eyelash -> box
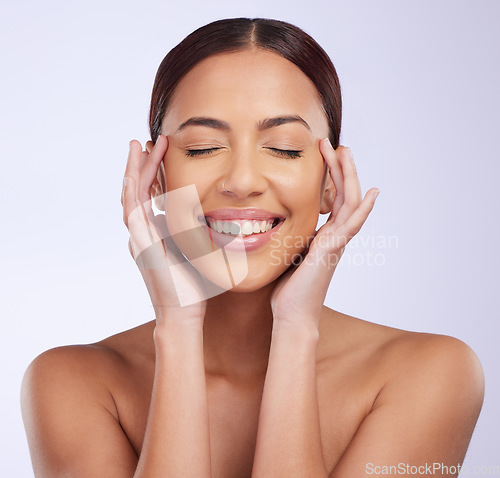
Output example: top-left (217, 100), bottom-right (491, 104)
top-left (185, 148), bottom-right (220, 157)
top-left (185, 147), bottom-right (303, 158)
top-left (269, 148), bottom-right (303, 159)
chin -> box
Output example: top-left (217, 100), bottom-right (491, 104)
top-left (226, 273), bottom-right (280, 293)
top-left (197, 257), bottom-right (286, 295)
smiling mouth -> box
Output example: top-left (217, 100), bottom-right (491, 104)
top-left (202, 217), bottom-right (283, 236)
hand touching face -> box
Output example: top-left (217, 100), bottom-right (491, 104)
top-left (154, 49), bottom-right (336, 292)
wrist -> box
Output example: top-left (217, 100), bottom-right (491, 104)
top-left (272, 318), bottom-right (320, 342)
top-left (154, 309), bottom-right (204, 343)
top-left (154, 320), bottom-right (204, 357)
top-left (154, 302), bottom-right (205, 323)
top-left (272, 306), bottom-right (322, 331)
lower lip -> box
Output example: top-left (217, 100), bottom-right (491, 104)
top-left (199, 220), bottom-right (285, 252)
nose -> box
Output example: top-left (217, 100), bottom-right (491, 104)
top-left (221, 148), bottom-right (268, 199)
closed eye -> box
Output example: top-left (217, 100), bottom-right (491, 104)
top-left (185, 147), bottom-right (303, 158)
top-left (185, 148), bottom-right (222, 157)
top-left (266, 148), bottom-right (303, 159)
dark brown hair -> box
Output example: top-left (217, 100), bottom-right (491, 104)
top-left (149, 17), bottom-right (342, 147)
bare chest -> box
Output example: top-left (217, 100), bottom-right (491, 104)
top-left (113, 359), bottom-right (377, 478)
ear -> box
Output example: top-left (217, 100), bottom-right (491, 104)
top-left (147, 140), bottom-right (166, 212)
top-left (319, 164), bottom-right (336, 214)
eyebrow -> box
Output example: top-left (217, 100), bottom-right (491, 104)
top-left (175, 115), bottom-right (311, 133)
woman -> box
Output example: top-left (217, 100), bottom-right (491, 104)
top-left (21, 18), bottom-right (484, 477)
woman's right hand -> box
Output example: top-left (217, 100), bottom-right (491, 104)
top-left (121, 135), bottom-right (207, 330)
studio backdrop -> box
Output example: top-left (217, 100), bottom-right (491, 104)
top-left (1, 0), bottom-right (499, 475)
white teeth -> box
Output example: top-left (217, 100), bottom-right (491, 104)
top-left (242, 221), bottom-right (254, 235)
top-left (206, 218), bottom-right (278, 236)
top-left (230, 222), bottom-right (240, 235)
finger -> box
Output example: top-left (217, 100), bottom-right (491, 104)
top-left (124, 176), bottom-right (165, 260)
top-left (136, 149), bottom-right (149, 202)
top-left (150, 214), bottom-right (187, 266)
top-left (330, 187), bottom-right (380, 249)
top-left (338, 146), bottom-right (362, 209)
top-left (122, 140), bottom-right (169, 260)
top-left (138, 150), bottom-right (158, 226)
top-left (139, 134), bottom-right (169, 205)
top-left (319, 138), bottom-right (344, 219)
top-left (122, 141), bottom-right (143, 223)
top-left (121, 140), bottom-right (143, 214)
top-left (330, 146), bottom-right (363, 226)
top-left (121, 177), bottom-right (126, 208)
top-left (123, 139), bottom-right (143, 187)
top-left (140, 150), bottom-right (148, 169)
top-left (122, 174), bottom-right (139, 231)
top-left (137, 138), bottom-right (168, 231)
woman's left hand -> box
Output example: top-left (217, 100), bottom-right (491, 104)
top-left (270, 139), bottom-right (380, 330)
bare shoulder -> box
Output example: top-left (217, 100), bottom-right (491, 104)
top-left (377, 323), bottom-right (486, 416)
top-left (21, 341), bottom-right (123, 423)
top-left (20, 322), bottom-right (156, 477)
top-left (319, 308), bottom-right (485, 473)
top-left (319, 306), bottom-right (485, 433)
top-left (319, 305), bottom-right (484, 390)
top-left (22, 319), bottom-right (156, 400)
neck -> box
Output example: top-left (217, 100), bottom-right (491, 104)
top-left (202, 279), bottom-right (278, 385)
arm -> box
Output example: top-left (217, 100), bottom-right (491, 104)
top-left (251, 328), bottom-right (484, 478)
top-left (251, 323), bottom-right (327, 477)
top-left (125, 136), bottom-right (212, 476)
top-left (21, 346), bottom-right (139, 477)
top-left (21, 323), bottom-right (212, 478)
top-left (252, 140), bottom-right (483, 475)
top-left (330, 335), bottom-right (484, 477)
top-left (135, 319), bottom-right (211, 477)
top-left (251, 141), bottom-right (379, 477)
top-left (20, 137), bottom-right (213, 477)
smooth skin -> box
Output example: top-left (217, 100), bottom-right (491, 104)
top-left (21, 49), bottom-right (484, 478)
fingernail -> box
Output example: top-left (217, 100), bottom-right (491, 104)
top-left (324, 137), bottom-right (332, 147)
top-left (373, 189), bottom-right (380, 199)
top-left (123, 177), bottom-right (128, 188)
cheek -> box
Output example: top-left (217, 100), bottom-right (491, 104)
top-left (163, 154), bottom-right (213, 193)
top-left (280, 159), bottom-right (324, 217)
top-left (270, 162), bottom-right (324, 262)
top-left (163, 152), bottom-right (189, 190)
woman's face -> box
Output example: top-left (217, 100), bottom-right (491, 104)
top-left (159, 48), bottom-right (333, 292)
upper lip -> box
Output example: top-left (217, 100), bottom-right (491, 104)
top-left (201, 208), bottom-right (286, 221)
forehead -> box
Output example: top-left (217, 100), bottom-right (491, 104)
top-left (162, 48), bottom-right (328, 136)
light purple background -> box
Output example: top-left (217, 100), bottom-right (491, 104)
top-left (2, 0), bottom-right (499, 475)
